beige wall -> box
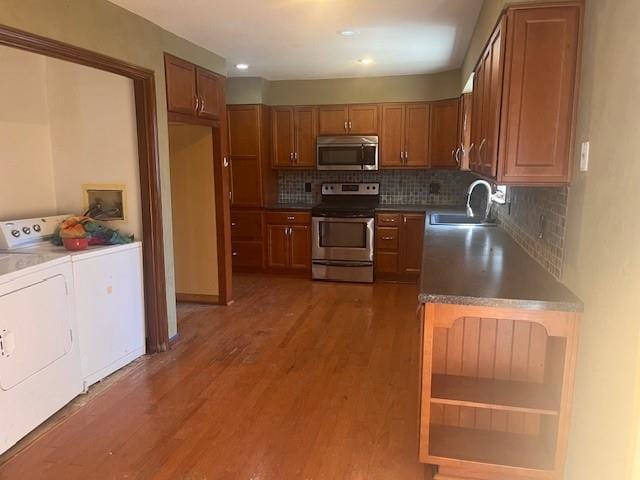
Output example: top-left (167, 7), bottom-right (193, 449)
top-left (168, 125), bottom-right (218, 298)
top-left (0, 47), bottom-right (57, 220)
top-left (0, 0), bottom-right (227, 338)
top-left (562, 1), bottom-right (640, 478)
top-left (227, 70), bottom-right (462, 105)
top-left (46, 57), bottom-right (142, 239)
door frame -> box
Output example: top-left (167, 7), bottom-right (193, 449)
top-left (166, 52), bottom-right (232, 307)
top-left (0, 24), bottom-right (169, 352)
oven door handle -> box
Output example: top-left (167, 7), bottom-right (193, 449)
top-left (313, 260), bottom-right (373, 267)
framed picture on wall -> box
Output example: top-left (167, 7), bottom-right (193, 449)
top-left (83, 184), bottom-right (127, 221)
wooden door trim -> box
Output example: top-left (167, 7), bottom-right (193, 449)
top-left (0, 23), bottom-right (169, 352)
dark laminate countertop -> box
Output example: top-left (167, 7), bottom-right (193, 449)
top-left (419, 222), bottom-right (583, 312)
top-left (375, 204), bottom-right (458, 213)
top-left (264, 203), bottom-right (314, 211)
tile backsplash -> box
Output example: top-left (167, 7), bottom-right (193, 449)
top-left (278, 170), bottom-right (477, 205)
top-left (493, 187), bottom-right (569, 279)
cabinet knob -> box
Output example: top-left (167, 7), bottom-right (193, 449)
top-left (231, 222), bottom-right (237, 227)
top-left (232, 251), bottom-right (238, 256)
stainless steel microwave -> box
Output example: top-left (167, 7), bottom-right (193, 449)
top-left (316, 136), bottom-right (379, 171)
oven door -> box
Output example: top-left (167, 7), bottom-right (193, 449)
top-left (312, 217), bottom-right (374, 262)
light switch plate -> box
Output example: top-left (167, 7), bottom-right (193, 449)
top-left (580, 141), bottom-right (590, 171)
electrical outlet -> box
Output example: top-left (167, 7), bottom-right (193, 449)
top-left (580, 141), bottom-right (590, 172)
top-left (429, 182), bottom-right (441, 194)
top-left (304, 182), bottom-right (312, 193)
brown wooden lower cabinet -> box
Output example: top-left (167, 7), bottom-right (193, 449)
top-left (231, 208), bottom-right (264, 271)
top-left (375, 212), bottom-right (425, 281)
top-left (420, 303), bottom-right (579, 480)
top-left (265, 211), bottom-right (311, 274)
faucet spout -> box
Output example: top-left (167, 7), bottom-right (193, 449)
top-left (466, 179), bottom-right (493, 220)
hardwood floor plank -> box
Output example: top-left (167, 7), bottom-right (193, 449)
top-left (0, 275), bottom-right (425, 480)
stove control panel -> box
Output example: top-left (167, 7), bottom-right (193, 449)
top-left (321, 183), bottom-right (379, 196)
top-left (0, 214), bottom-right (71, 250)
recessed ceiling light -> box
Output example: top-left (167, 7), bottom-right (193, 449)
top-left (358, 58), bottom-right (374, 65)
top-left (235, 63), bottom-right (249, 70)
top-left (339, 30), bottom-right (359, 37)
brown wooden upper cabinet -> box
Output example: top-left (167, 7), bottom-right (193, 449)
top-left (428, 98), bottom-right (460, 169)
top-left (458, 93), bottom-right (473, 171)
top-left (271, 106), bottom-right (318, 168)
top-left (165, 53), bottom-right (224, 121)
top-left (318, 104), bottom-right (379, 135)
top-left (469, 3), bottom-right (582, 184)
top-left (227, 105), bottom-right (277, 207)
top-left (380, 103), bottom-right (430, 168)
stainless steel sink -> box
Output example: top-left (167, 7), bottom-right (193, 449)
top-left (429, 213), bottom-right (497, 227)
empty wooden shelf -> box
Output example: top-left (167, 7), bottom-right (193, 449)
top-left (431, 374), bottom-right (559, 416)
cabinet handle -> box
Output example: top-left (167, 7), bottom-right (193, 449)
top-left (200, 95), bottom-right (205, 112)
top-left (381, 236), bottom-right (394, 240)
top-left (194, 95), bottom-right (200, 112)
top-left (287, 216), bottom-right (295, 221)
top-left (223, 156), bottom-right (229, 167)
top-left (349, 121), bottom-right (352, 130)
top-left (231, 222), bottom-right (237, 226)
top-left (405, 151), bottom-right (409, 162)
top-left (232, 251), bottom-right (238, 256)
top-left (344, 121), bottom-right (348, 131)
top-left (294, 152), bottom-right (298, 162)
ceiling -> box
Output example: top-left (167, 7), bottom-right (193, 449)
top-left (109, 0), bottom-right (484, 80)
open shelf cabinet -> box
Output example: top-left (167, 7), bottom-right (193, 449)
top-left (419, 303), bottom-right (580, 480)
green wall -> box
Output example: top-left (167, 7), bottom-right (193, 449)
top-left (0, 0), bottom-right (227, 339)
top-left (226, 70), bottom-right (462, 105)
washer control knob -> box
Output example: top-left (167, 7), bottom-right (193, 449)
top-left (33, 224), bottom-right (41, 232)
top-left (11, 230), bottom-right (20, 238)
top-left (22, 227), bottom-right (31, 234)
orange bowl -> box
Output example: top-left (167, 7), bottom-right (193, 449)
top-left (62, 237), bottom-right (90, 251)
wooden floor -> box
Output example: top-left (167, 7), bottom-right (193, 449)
top-left (0, 275), bottom-right (426, 480)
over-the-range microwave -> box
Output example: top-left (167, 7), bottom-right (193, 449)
top-left (316, 135), bottom-right (378, 171)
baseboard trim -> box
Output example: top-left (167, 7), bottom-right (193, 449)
top-left (176, 293), bottom-right (220, 304)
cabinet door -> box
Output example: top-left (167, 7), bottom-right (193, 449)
top-left (498, 6), bottom-right (580, 183)
top-left (399, 214), bottom-right (425, 275)
top-left (227, 106), bottom-right (262, 206)
top-left (294, 107), bottom-right (317, 168)
top-left (480, 20), bottom-right (505, 179)
top-left (289, 225), bottom-right (311, 271)
top-left (459, 93), bottom-right (473, 170)
top-left (272, 107), bottom-right (294, 167)
top-left (348, 104), bottom-right (379, 135)
top-left (405, 103), bottom-right (430, 168)
top-left (318, 106), bottom-right (349, 135)
top-left (380, 104), bottom-right (405, 168)
top-left (232, 241), bottom-right (264, 269)
top-left (428, 98), bottom-right (460, 169)
top-left (266, 225), bottom-right (289, 269)
top-left (196, 67), bottom-right (223, 119)
top-left (470, 52), bottom-right (486, 174)
top-left (165, 54), bottom-right (197, 116)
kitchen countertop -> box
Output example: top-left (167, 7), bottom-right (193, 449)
top-left (264, 203), bottom-right (465, 213)
top-left (264, 203), bottom-right (315, 211)
top-left (418, 222), bottom-right (583, 312)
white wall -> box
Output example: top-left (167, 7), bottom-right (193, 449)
top-left (46, 58), bottom-right (142, 239)
top-left (0, 46), bottom-right (57, 220)
top-left (0, 46), bottom-right (142, 239)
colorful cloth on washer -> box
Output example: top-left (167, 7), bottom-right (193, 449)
top-left (52, 216), bottom-right (133, 246)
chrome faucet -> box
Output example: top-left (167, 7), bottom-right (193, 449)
top-left (466, 179), bottom-right (494, 219)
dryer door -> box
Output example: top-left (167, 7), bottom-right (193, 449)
top-left (0, 274), bottom-right (72, 391)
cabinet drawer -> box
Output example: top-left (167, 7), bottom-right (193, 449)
top-left (375, 251), bottom-right (399, 274)
top-left (265, 211), bottom-right (311, 225)
top-left (376, 213), bottom-right (401, 226)
top-left (231, 241), bottom-right (264, 269)
top-left (376, 227), bottom-right (399, 250)
top-left (231, 210), bottom-right (264, 239)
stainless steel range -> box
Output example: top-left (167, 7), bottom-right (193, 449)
top-left (311, 183), bottom-right (379, 283)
